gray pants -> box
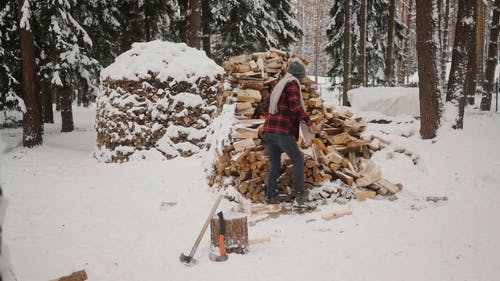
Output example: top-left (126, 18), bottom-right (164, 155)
top-left (263, 133), bottom-right (305, 199)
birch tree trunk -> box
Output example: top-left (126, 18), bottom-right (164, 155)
top-left (441, 0), bottom-right (451, 88)
top-left (416, 0), bottom-right (441, 139)
top-left (480, 0), bottom-right (500, 111)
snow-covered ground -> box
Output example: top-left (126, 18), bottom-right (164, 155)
top-left (1, 102), bottom-right (500, 281)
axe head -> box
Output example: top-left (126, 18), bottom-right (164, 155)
top-left (208, 251), bottom-right (228, 262)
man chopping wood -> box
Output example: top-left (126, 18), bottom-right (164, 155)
top-left (263, 61), bottom-right (320, 207)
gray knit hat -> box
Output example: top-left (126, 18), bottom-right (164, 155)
top-left (287, 61), bottom-right (307, 79)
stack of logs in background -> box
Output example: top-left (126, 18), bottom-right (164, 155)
top-left (208, 49), bottom-right (404, 203)
top-left (95, 75), bottom-right (219, 162)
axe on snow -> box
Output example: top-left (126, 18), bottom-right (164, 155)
top-left (209, 211), bottom-right (228, 262)
top-left (180, 195), bottom-right (223, 266)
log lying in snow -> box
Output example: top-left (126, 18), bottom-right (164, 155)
top-left (321, 209), bottom-right (352, 221)
top-left (50, 270), bottom-right (87, 281)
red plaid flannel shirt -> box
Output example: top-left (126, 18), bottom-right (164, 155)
top-left (263, 80), bottom-right (312, 140)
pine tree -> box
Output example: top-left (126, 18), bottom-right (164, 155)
top-left (446, 0), bottom-right (476, 129)
top-left (385, 0), bottom-right (396, 85)
top-left (34, 0), bottom-right (100, 132)
top-left (326, 0), bottom-right (406, 87)
top-left (480, 0), bottom-right (500, 111)
top-left (18, 0), bottom-right (43, 146)
top-left (189, 0), bottom-right (202, 48)
top-left (0, 0), bottom-right (22, 113)
top-left (209, 0), bottom-right (302, 63)
top-left (75, 0), bottom-right (121, 68)
top-left (116, 0), bottom-right (176, 53)
top-left (343, 0), bottom-right (351, 106)
top-left (292, 0), bottom-right (334, 77)
top-left (416, 0), bottom-right (441, 139)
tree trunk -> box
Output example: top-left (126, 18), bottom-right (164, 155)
top-left (144, 8), bottom-right (151, 42)
top-left (446, 0), bottom-right (475, 129)
top-left (416, 0), bottom-right (441, 139)
top-left (189, 0), bottom-right (202, 48)
top-left (385, 0), bottom-right (396, 86)
top-left (18, 0), bottom-right (43, 147)
top-left (481, 0), bottom-right (500, 111)
top-left (314, 0), bottom-right (321, 83)
top-left (441, 0), bottom-right (451, 88)
top-left (359, 0), bottom-right (367, 86)
top-left (41, 81), bottom-right (54, 123)
top-left (463, 1), bottom-right (480, 105)
top-left (201, 0), bottom-right (211, 57)
top-left (60, 86), bottom-right (74, 132)
top-left (398, 1), bottom-right (408, 85)
top-left (404, 0), bottom-right (414, 84)
top-left (342, 0), bottom-right (351, 106)
top-left (475, 1), bottom-right (486, 89)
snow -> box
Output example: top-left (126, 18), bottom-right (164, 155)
top-left (19, 0), bottom-right (31, 30)
top-left (100, 40), bottom-right (224, 84)
top-left (2, 100), bottom-right (500, 281)
top-left (409, 62), bottom-right (452, 84)
top-left (348, 87), bottom-right (420, 117)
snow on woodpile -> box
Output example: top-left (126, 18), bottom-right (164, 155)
top-left (206, 49), bottom-right (409, 204)
top-left (348, 87), bottom-right (420, 117)
top-left (95, 40), bottom-right (224, 162)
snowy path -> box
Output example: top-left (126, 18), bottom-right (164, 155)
top-left (1, 107), bottom-right (500, 281)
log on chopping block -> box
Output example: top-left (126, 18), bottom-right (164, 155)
top-left (50, 270), bottom-right (87, 281)
top-left (210, 214), bottom-right (249, 254)
top-left (321, 209), bottom-right (352, 221)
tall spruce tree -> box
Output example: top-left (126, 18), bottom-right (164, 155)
top-left (481, 0), bottom-right (500, 111)
top-left (34, 0), bottom-right (100, 132)
top-left (446, 0), bottom-right (476, 129)
top-left (209, 0), bottom-right (302, 63)
top-left (116, 0), bottom-right (176, 53)
top-left (18, 0), bottom-right (43, 146)
top-left (75, 0), bottom-right (121, 68)
top-left (416, 0), bottom-right (441, 139)
top-left (0, 0), bottom-right (22, 113)
top-left (326, 0), bottom-right (406, 87)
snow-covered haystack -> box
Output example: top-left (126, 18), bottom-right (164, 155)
top-left (206, 49), bottom-right (408, 203)
top-left (95, 40), bottom-right (224, 162)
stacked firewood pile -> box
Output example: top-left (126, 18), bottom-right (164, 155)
top-left (208, 49), bottom-right (404, 203)
top-left (95, 41), bottom-right (223, 163)
top-left (95, 76), bottom-right (219, 162)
